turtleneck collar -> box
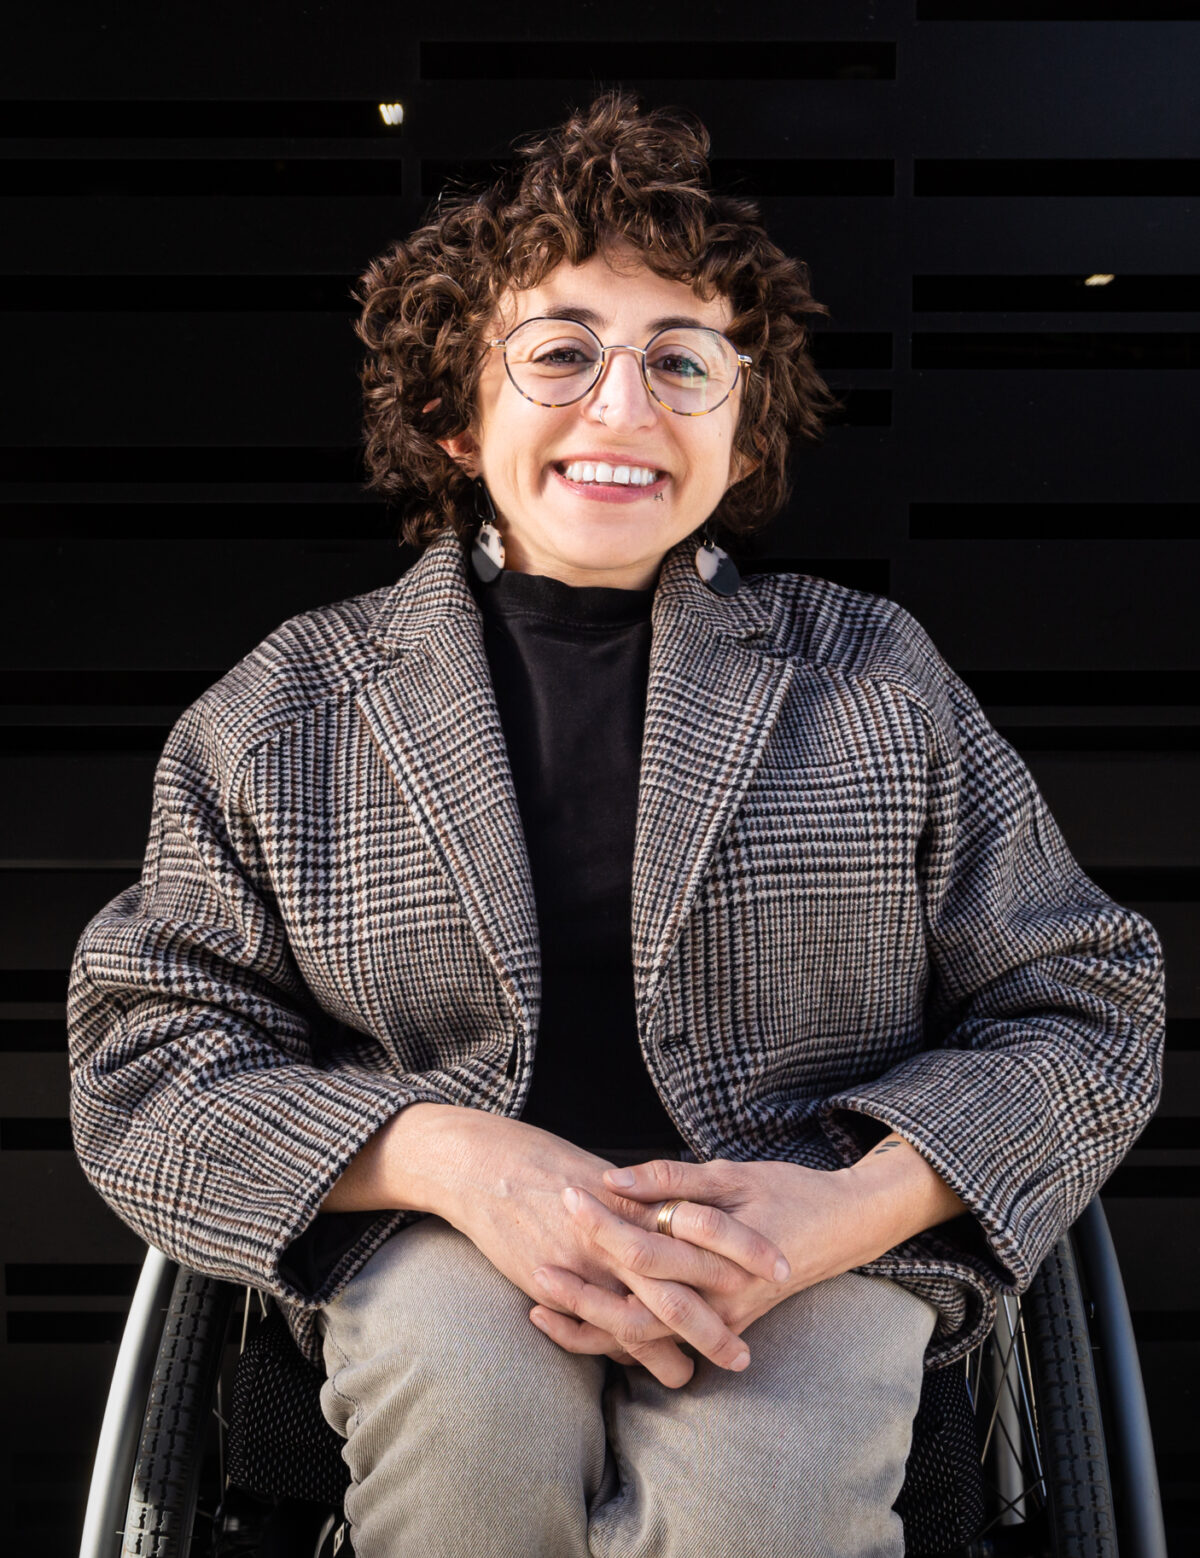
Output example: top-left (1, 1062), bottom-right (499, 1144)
top-left (465, 540), bottom-right (657, 628)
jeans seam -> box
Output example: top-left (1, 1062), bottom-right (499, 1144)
top-left (319, 1316), bottom-right (365, 1435)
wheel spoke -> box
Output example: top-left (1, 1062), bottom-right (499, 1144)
top-left (977, 1475), bottom-right (1048, 1534)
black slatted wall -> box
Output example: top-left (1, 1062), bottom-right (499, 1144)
top-left (2, 3), bottom-right (1197, 1552)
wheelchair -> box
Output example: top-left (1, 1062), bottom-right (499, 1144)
top-left (77, 1198), bottom-right (1166, 1558)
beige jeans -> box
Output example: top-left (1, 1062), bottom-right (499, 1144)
top-left (317, 1216), bottom-right (936, 1558)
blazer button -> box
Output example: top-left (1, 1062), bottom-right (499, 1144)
top-left (660, 1032), bottom-right (687, 1051)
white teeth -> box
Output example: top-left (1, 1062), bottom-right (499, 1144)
top-left (561, 460), bottom-right (660, 486)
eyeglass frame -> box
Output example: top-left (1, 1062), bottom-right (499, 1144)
top-left (486, 317), bottom-right (754, 417)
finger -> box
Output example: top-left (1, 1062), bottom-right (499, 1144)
top-left (530, 1308), bottom-right (682, 1380)
top-left (537, 1261), bottom-right (750, 1376)
top-left (568, 1185), bottom-right (788, 1288)
top-left (621, 1335), bottom-right (696, 1389)
top-left (529, 1305), bottom-right (628, 1357)
top-left (530, 1285), bottom-right (694, 1388)
top-left (603, 1157), bottom-right (724, 1203)
top-left (621, 1270), bottom-right (752, 1374)
top-left (533, 1265), bottom-right (673, 1348)
top-left (659, 1199), bottom-right (791, 1285)
top-left (565, 1186), bottom-right (732, 1289)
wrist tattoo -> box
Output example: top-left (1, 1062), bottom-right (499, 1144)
top-left (872, 1139), bottom-right (902, 1155)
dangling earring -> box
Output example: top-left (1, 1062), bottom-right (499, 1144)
top-left (695, 517), bottom-right (741, 597)
top-left (470, 475), bottom-right (505, 583)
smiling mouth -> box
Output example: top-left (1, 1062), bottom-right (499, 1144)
top-left (552, 460), bottom-right (668, 487)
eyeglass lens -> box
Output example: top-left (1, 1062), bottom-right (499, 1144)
top-left (502, 319), bottom-right (739, 414)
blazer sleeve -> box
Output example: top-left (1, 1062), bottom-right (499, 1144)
top-left (819, 657), bottom-right (1167, 1293)
top-left (66, 695), bottom-right (457, 1306)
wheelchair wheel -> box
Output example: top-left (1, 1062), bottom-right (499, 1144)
top-left (969, 1234), bottom-right (1117, 1557)
top-left (120, 1266), bottom-right (236, 1556)
top-left (111, 1266), bottom-right (338, 1558)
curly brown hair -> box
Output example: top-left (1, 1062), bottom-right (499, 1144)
top-left (354, 88), bottom-right (844, 552)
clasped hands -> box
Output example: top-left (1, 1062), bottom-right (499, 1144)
top-left (522, 1155), bottom-right (874, 1390)
top-left (328, 1102), bottom-right (963, 1390)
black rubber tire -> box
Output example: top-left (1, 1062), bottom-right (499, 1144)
top-left (1022, 1237), bottom-right (1118, 1558)
top-left (120, 1266), bottom-right (236, 1557)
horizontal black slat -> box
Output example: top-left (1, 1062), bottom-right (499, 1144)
top-left (0, 669), bottom-right (229, 706)
top-left (958, 671), bottom-right (1199, 706)
top-left (915, 160), bottom-right (1200, 197)
top-left (909, 502), bottom-right (1199, 540)
top-left (913, 275), bottom-right (1200, 313)
top-left (1105, 1165), bottom-right (1200, 1197)
top-left (6, 1311), bottom-right (125, 1344)
top-left (0, 500), bottom-right (399, 540)
top-left (0, 724), bottom-right (175, 755)
top-left (808, 333), bottom-right (893, 371)
top-left (917, 3), bottom-right (1194, 16)
top-left (998, 726), bottom-right (1200, 753)
top-left (1088, 868), bottom-right (1199, 903)
top-left (422, 157), bottom-right (897, 199)
top-left (0, 159), bottom-right (406, 197)
top-left (0, 1015), bottom-right (63, 1053)
top-left (912, 332), bottom-right (1200, 369)
top-left (0, 275), bottom-right (362, 313)
top-left (5, 1262), bottom-right (140, 1296)
top-left (827, 388), bottom-right (889, 425)
top-left (0, 1019), bottom-right (65, 1051)
top-left (1135, 1118), bottom-right (1200, 1150)
top-left (419, 40), bottom-right (897, 81)
top-left (0, 971), bottom-right (68, 1002)
top-left (1, 1118), bottom-right (71, 1150)
top-left (0, 445), bottom-right (364, 482)
top-left (0, 100), bottom-right (407, 138)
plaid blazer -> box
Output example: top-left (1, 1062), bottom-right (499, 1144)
top-left (66, 524), bottom-right (1166, 1371)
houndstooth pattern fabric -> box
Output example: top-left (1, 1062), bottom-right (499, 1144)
top-left (65, 524), bottom-right (1166, 1373)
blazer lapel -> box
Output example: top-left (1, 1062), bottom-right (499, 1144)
top-left (358, 526), bottom-right (795, 1055)
top-left (632, 542), bottom-right (796, 1025)
top-left (357, 529), bottom-right (541, 1049)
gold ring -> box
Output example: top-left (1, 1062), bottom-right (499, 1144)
top-left (657, 1198), bottom-right (686, 1238)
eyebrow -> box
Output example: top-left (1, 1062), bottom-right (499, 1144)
top-left (535, 304), bottom-right (720, 334)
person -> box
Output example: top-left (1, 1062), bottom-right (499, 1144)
top-left (66, 90), bottom-right (1166, 1558)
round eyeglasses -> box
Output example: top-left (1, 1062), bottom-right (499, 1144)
top-left (488, 317), bottom-right (753, 416)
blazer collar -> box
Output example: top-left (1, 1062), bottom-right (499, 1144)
top-left (367, 524), bottom-right (776, 655)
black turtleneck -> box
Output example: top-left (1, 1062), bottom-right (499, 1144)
top-left (466, 549), bottom-right (687, 1155)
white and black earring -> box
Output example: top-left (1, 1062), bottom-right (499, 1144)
top-left (470, 476), bottom-right (505, 583)
top-left (695, 519), bottom-right (741, 597)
